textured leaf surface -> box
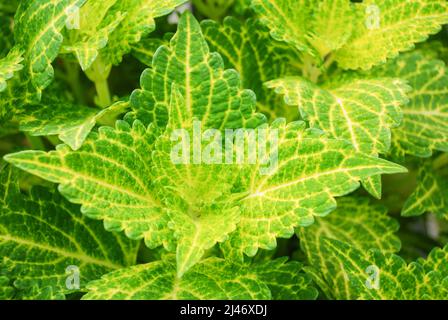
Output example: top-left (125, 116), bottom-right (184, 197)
top-left (0, 0), bottom-right (87, 119)
top-left (0, 47), bottom-right (23, 93)
top-left (0, 274), bottom-right (14, 299)
top-left (368, 52), bottom-right (448, 158)
top-left (131, 37), bottom-right (169, 67)
top-left (17, 100), bottom-right (130, 150)
top-left (223, 119), bottom-right (406, 258)
top-left (307, 0), bottom-right (355, 57)
top-left (4, 13), bottom-right (406, 276)
top-left (267, 76), bottom-right (410, 197)
top-left (83, 254), bottom-right (316, 300)
top-left (267, 77), bottom-right (409, 156)
top-left (0, 165), bottom-right (139, 296)
top-left (402, 161), bottom-right (448, 218)
top-left (334, 0), bottom-right (448, 70)
top-left (102, 0), bottom-right (188, 65)
top-left (202, 17), bottom-right (300, 120)
top-left (250, 0), bottom-right (314, 53)
top-left (4, 116), bottom-right (406, 275)
top-left (297, 197), bottom-right (401, 298)
top-left (309, 238), bottom-right (447, 299)
top-left (61, 0), bottom-right (125, 71)
top-left (129, 12), bottom-right (266, 129)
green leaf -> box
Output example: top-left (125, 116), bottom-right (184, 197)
top-left (223, 119), bottom-right (406, 258)
top-left (3, 113), bottom-right (406, 276)
top-left (83, 254), bottom-right (316, 300)
top-left (250, 0), bottom-right (314, 54)
top-left (0, 274), bottom-right (14, 299)
top-left (131, 37), bottom-right (170, 67)
top-left (252, 257), bottom-right (318, 300)
top-left (17, 99), bottom-right (130, 150)
top-left (419, 244), bottom-right (448, 279)
top-left (309, 238), bottom-right (447, 299)
top-left (297, 197), bottom-right (401, 298)
top-left (0, 47), bottom-right (23, 92)
top-left (0, 0), bottom-right (87, 120)
top-left (102, 0), bottom-right (189, 65)
top-left (402, 161), bottom-right (448, 218)
top-left (16, 285), bottom-right (66, 300)
top-left (61, 0), bottom-right (126, 71)
top-left (201, 17), bottom-right (300, 121)
top-left (367, 52), bottom-right (448, 158)
top-left (307, 0), bottom-right (355, 57)
top-left (0, 165), bottom-right (139, 297)
top-left (251, 0), bottom-right (357, 59)
top-left (129, 12), bottom-right (266, 129)
top-left (4, 12), bottom-right (406, 276)
top-left (266, 76), bottom-right (410, 198)
top-left (334, 0), bottom-right (448, 70)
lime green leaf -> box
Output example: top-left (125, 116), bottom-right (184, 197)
top-left (267, 76), bottom-right (410, 198)
top-left (297, 197), bottom-right (401, 298)
top-left (298, 197), bottom-right (401, 254)
top-left (307, 0), bottom-right (355, 57)
top-left (251, 0), bottom-right (357, 59)
top-left (102, 0), bottom-right (188, 65)
top-left (0, 47), bottom-right (23, 93)
top-left (83, 254), bottom-right (315, 300)
top-left (224, 119), bottom-right (406, 258)
top-left (202, 17), bottom-right (300, 120)
top-left (402, 161), bottom-right (448, 218)
top-left (17, 100), bottom-right (130, 150)
top-left (4, 121), bottom-right (171, 249)
top-left (367, 52), bottom-right (448, 158)
top-left (250, 0), bottom-right (314, 54)
top-left (3, 12), bottom-right (406, 276)
top-left (131, 37), bottom-right (169, 67)
top-left (3, 114), bottom-right (406, 275)
top-left (419, 244), bottom-right (448, 278)
top-left (253, 257), bottom-right (318, 300)
top-left (335, 0), bottom-right (448, 70)
top-left (267, 77), bottom-right (409, 156)
top-left (61, 0), bottom-right (126, 71)
top-left (0, 165), bottom-right (139, 297)
top-left (129, 12), bottom-right (266, 129)
top-left (311, 238), bottom-right (447, 299)
top-left (0, 0), bottom-right (87, 119)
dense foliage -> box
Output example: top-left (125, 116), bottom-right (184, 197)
top-left (0, 0), bottom-right (447, 300)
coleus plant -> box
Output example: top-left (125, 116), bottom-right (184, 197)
top-left (0, 0), bottom-right (447, 300)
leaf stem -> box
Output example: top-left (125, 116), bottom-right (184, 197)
top-left (94, 78), bottom-right (112, 108)
top-left (86, 58), bottom-right (112, 108)
top-left (64, 60), bottom-right (86, 104)
top-left (302, 53), bottom-right (321, 83)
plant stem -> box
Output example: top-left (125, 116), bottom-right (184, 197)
top-left (86, 58), bottom-right (112, 108)
top-left (323, 53), bottom-right (335, 71)
top-left (303, 53), bottom-right (321, 83)
top-left (64, 61), bottom-right (85, 104)
top-left (94, 77), bottom-right (112, 108)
